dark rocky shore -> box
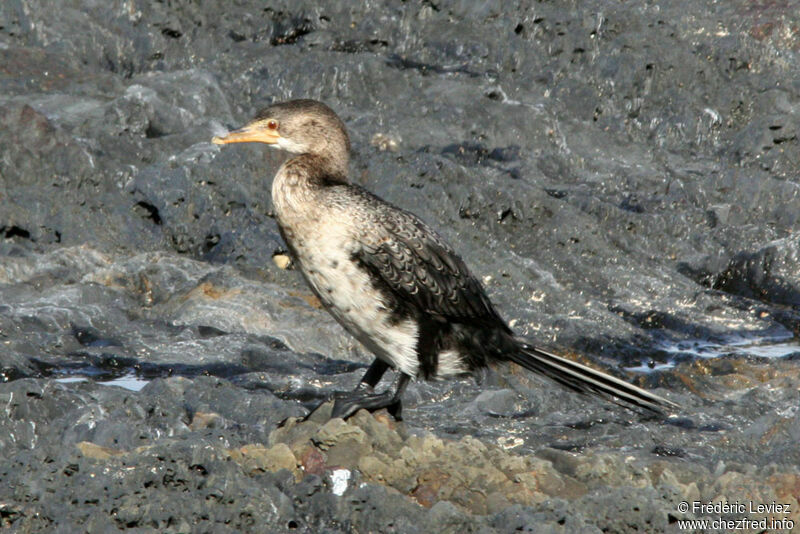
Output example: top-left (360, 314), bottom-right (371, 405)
top-left (2, 1), bottom-right (800, 532)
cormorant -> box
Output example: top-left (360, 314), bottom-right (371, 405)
top-left (212, 99), bottom-right (676, 420)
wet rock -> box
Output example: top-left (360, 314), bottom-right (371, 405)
top-left (2, 0), bottom-right (800, 531)
top-left (713, 237), bottom-right (800, 308)
top-left (467, 388), bottom-right (532, 417)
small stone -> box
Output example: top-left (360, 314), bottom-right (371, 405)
top-left (328, 468), bottom-right (352, 496)
top-left (411, 468), bottom-right (451, 508)
top-left (234, 443), bottom-right (298, 475)
top-left (350, 409), bottom-right (403, 454)
top-left (370, 133), bottom-right (400, 152)
top-left (471, 388), bottom-right (524, 416)
top-left (189, 411), bottom-right (222, 430)
top-left (304, 400), bottom-right (335, 425)
top-left (358, 455), bottom-right (389, 482)
top-left (298, 445), bottom-right (326, 476)
top-left (325, 439), bottom-right (372, 468)
top-left (272, 253), bottom-right (292, 269)
top-left (76, 441), bottom-right (125, 460)
top-left (269, 418), bottom-right (321, 456)
top-left (313, 418), bottom-right (368, 451)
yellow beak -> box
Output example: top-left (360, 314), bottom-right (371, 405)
top-left (212, 124), bottom-right (280, 145)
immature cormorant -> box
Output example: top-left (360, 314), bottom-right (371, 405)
top-left (213, 99), bottom-right (676, 420)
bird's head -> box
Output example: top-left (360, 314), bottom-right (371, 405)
top-left (213, 99), bottom-right (350, 161)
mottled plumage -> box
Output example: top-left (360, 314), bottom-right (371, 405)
top-left (212, 99), bottom-right (677, 420)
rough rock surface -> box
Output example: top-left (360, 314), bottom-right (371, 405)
top-left (1, 1), bottom-right (800, 532)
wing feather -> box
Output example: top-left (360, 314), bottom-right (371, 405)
top-left (351, 194), bottom-right (508, 330)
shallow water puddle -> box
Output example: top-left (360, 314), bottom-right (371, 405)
top-left (626, 332), bottom-right (800, 373)
top-left (55, 372), bottom-right (150, 392)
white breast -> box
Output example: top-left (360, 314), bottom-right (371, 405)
top-left (297, 224), bottom-right (421, 377)
top-left (272, 170), bottom-right (421, 377)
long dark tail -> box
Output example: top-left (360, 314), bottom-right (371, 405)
top-left (508, 342), bottom-right (678, 415)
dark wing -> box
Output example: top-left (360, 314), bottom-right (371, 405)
top-left (352, 192), bottom-right (509, 330)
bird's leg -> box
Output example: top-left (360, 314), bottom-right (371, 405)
top-left (331, 371), bottom-right (410, 421)
top-left (351, 358), bottom-right (390, 392)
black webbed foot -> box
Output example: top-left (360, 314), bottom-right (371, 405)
top-left (277, 388), bottom-right (362, 427)
top-left (279, 361), bottom-right (410, 425)
top-left (293, 386), bottom-right (369, 423)
top-left (330, 390), bottom-right (404, 421)
top-left (305, 371), bottom-right (409, 422)
top-left (330, 372), bottom-right (410, 420)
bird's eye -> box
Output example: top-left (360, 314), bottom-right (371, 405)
top-left (266, 119), bottom-right (278, 130)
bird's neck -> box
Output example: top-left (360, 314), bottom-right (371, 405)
top-left (271, 153), bottom-right (349, 226)
top-left (284, 153), bottom-right (349, 187)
